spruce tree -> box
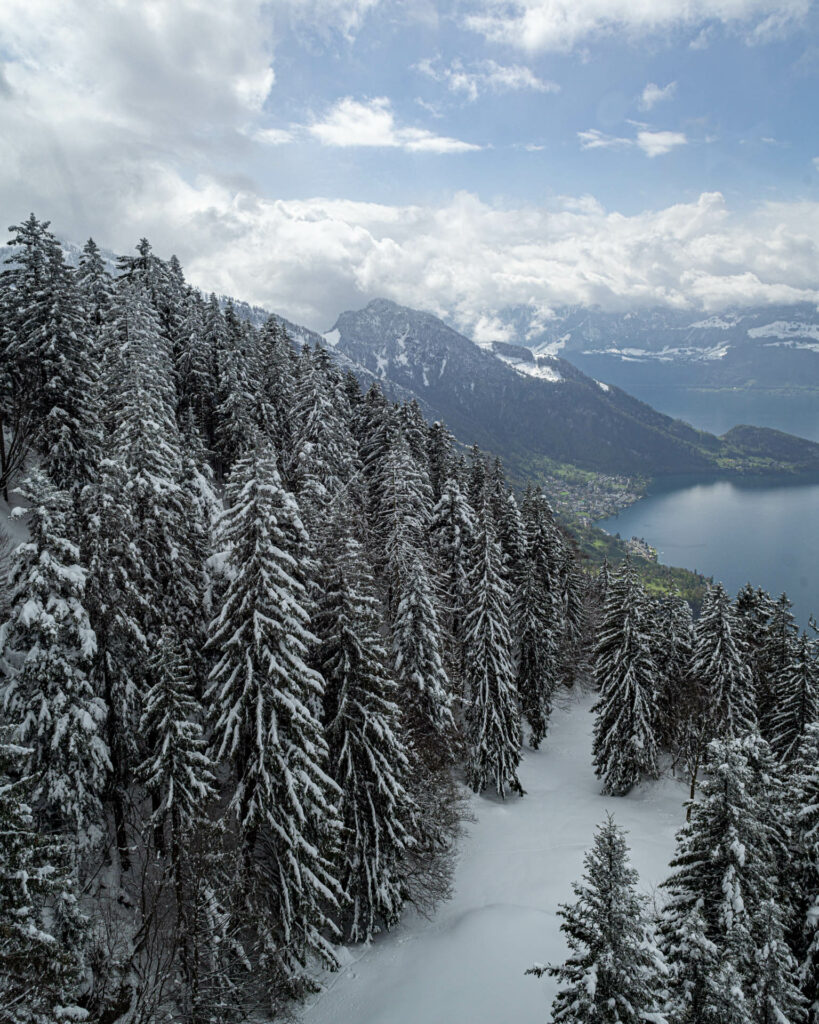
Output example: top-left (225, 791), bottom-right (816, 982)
top-left (0, 741), bottom-right (89, 1024)
top-left (1, 469), bottom-right (109, 845)
top-left (527, 816), bottom-right (667, 1024)
top-left (788, 725), bottom-right (819, 1022)
top-left (463, 499), bottom-right (523, 798)
top-left (591, 561), bottom-right (659, 795)
top-left (206, 443), bottom-right (341, 995)
top-left (429, 476), bottom-right (476, 684)
top-left (693, 582), bottom-right (756, 740)
top-left (315, 531), bottom-right (415, 942)
top-left (770, 633), bottom-right (818, 763)
top-left (660, 734), bottom-right (801, 1019)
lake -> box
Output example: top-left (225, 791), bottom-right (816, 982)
top-left (624, 386), bottom-right (819, 443)
top-left (599, 475), bottom-right (819, 629)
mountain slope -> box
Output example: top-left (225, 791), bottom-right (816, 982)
top-left (488, 302), bottom-right (819, 392)
top-left (327, 299), bottom-right (819, 478)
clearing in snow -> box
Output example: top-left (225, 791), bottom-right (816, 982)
top-left (301, 689), bottom-right (687, 1024)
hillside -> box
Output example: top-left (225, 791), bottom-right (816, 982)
top-left (301, 690), bottom-right (686, 1024)
top-left (326, 298), bottom-right (819, 479)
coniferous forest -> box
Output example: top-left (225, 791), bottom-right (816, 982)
top-left (1, 215), bottom-right (818, 1024)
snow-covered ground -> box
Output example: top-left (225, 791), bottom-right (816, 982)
top-left (301, 689), bottom-right (687, 1024)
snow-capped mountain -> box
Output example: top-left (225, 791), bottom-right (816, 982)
top-left (477, 303), bottom-right (819, 391)
top-left (325, 298), bottom-right (819, 479)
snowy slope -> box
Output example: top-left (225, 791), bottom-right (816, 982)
top-left (301, 690), bottom-right (687, 1024)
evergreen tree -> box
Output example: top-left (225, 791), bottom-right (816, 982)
top-left (206, 443), bottom-right (341, 995)
top-left (391, 551), bottom-right (455, 761)
top-left (660, 734), bottom-right (799, 1017)
top-left (787, 725), bottom-right (819, 1022)
top-left (429, 476), bottom-right (476, 683)
top-left (693, 582), bottom-right (756, 741)
top-left (315, 531), bottom-right (415, 942)
top-left (0, 742), bottom-right (89, 1024)
top-left (463, 500), bottom-right (523, 797)
top-left (426, 420), bottom-right (456, 505)
top-left (652, 592), bottom-right (694, 752)
top-left (770, 633), bottom-right (818, 763)
top-left (137, 627), bottom-right (214, 849)
top-left (527, 816), bottom-right (667, 1024)
top-left (512, 505), bottom-right (559, 749)
top-left (592, 561), bottom-right (659, 795)
top-left (1, 470), bottom-right (109, 845)
top-left (76, 237), bottom-right (113, 322)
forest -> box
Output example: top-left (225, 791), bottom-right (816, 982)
top-left (1, 215), bottom-right (818, 1024)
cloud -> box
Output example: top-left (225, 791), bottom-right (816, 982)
top-left (640, 81), bottom-right (677, 110)
top-left (253, 127), bottom-right (296, 145)
top-left (463, 0), bottom-right (810, 52)
top-left (578, 129), bottom-right (632, 150)
top-left (92, 172), bottom-right (819, 332)
top-left (578, 127), bottom-right (687, 156)
top-left (307, 97), bottom-right (481, 152)
top-left (417, 58), bottom-right (560, 102)
top-left (636, 130), bottom-right (687, 156)
top-left (814, 157), bottom-right (819, 171)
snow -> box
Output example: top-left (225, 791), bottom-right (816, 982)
top-left (582, 344), bottom-right (729, 362)
top-left (496, 353), bottom-right (563, 383)
top-left (323, 329), bottom-right (340, 348)
top-left (689, 316), bottom-right (741, 330)
top-left (596, 380), bottom-right (610, 393)
top-left (301, 690), bottom-right (687, 1024)
top-left (747, 321), bottom-right (819, 342)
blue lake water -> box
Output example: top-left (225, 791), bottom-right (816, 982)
top-left (599, 475), bottom-right (819, 629)
top-left (625, 386), bottom-right (819, 443)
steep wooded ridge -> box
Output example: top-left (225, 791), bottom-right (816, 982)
top-left (327, 298), bottom-right (819, 477)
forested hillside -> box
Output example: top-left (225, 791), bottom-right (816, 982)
top-left (1, 216), bottom-right (818, 1024)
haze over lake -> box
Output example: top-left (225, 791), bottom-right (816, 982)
top-left (624, 386), bottom-right (819, 444)
top-left (599, 475), bottom-right (819, 629)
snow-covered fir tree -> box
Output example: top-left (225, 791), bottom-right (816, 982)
top-left (692, 581), bottom-right (756, 740)
top-left (206, 442), bottom-right (341, 997)
top-left (527, 815), bottom-right (667, 1024)
top-left (787, 724), bottom-right (819, 1023)
top-left (770, 633), bottom-right (818, 763)
top-left (315, 530), bottom-right (416, 942)
top-left (0, 469), bottom-right (109, 846)
top-left (0, 740), bottom-right (90, 1024)
top-left (463, 498), bottom-right (523, 798)
top-left (429, 476), bottom-right (476, 684)
top-left (591, 560), bottom-right (659, 795)
top-left (512, 491), bottom-right (561, 749)
top-left (660, 734), bottom-right (802, 1020)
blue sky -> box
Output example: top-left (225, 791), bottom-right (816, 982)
top-left (1, 0), bottom-right (818, 331)
top-left (262, 1), bottom-right (819, 214)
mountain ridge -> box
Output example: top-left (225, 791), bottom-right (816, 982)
top-left (325, 298), bottom-right (819, 479)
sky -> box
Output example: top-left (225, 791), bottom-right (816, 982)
top-left (1, 0), bottom-right (819, 332)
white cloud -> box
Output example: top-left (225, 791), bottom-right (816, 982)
top-left (578, 127), bottom-right (687, 156)
top-left (640, 81), bottom-right (677, 110)
top-left (578, 129), bottom-right (632, 150)
top-left (636, 129), bottom-right (688, 157)
top-left (253, 127), bottom-right (296, 145)
top-left (464, 0), bottom-right (810, 52)
top-left (100, 174), bottom-right (819, 332)
top-left (308, 97), bottom-right (481, 152)
top-left (813, 156), bottom-right (819, 170)
top-left (417, 58), bottom-right (560, 102)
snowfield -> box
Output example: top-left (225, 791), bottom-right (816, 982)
top-left (301, 689), bottom-right (687, 1024)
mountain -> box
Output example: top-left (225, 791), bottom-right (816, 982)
top-left (481, 302), bottom-right (819, 392)
top-left (326, 298), bottom-right (819, 478)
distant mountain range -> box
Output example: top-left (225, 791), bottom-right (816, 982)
top-left (46, 238), bottom-right (819, 479)
top-left (322, 298), bottom-right (819, 479)
top-left (479, 302), bottom-right (819, 392)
